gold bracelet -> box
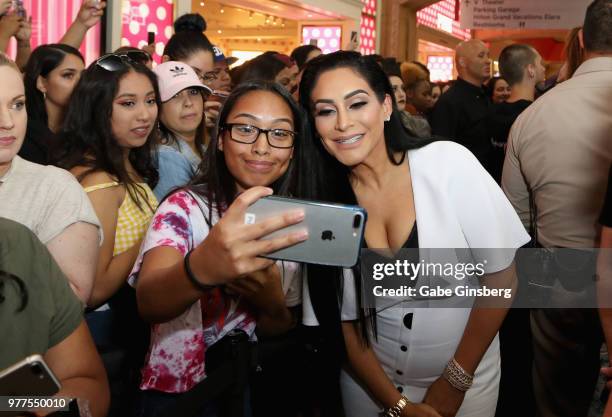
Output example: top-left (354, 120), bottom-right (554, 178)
top-left (443, 357), bottom-right (474, 392)
top-left (384, 396), bottom-right (409, 417)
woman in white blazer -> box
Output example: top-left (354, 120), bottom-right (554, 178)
top-left (297, 51), bottom-right (529, 417)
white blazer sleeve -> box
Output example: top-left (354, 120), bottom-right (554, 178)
top-left (449, 144), bottom-right (530, 273)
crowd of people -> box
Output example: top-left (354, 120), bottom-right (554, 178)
top-left (1, 0), bottom-right (612, 417)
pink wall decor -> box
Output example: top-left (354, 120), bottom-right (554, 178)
top-left (427, 55), bottom-right (454, 82)
top-left (302, 26), bottom-right (342, 54)
top-left (6, 0), bottom-right (101, 65)
top-left (120, 0), bottom-right (174, 62)
top-left (360, 0), bottom-right (376, 55)
top-left (417, 0), bottom-right (471, 41)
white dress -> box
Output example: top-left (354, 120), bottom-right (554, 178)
top-left (303, 141), bottom-right (530, 417)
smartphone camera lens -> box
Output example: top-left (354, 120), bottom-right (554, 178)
top-left (31, 363), bottom-right (44, 379)
top-left (353, 214), bottom-right (362, 228)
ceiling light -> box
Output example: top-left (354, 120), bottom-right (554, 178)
top-left (199, 1), bottom-right (204, 5)
top-left (307, 14), bottom-right (313, 18)
top-left (249, 11), bottom-right (253, 19)
top-left (217, 29), bottom-right (222, 34)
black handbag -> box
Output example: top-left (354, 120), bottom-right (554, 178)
top-left (516, 187), bottom-right (597, 306)
top-left (156, 329), bottom-right (254, 417)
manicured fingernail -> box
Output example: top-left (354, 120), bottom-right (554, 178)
top-left (295, 230), bottom-right (309, 240)
top-left (291, 210), bottom-right (305, 221)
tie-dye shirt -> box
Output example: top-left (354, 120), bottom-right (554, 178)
top-left (128, 190), bottom-right (301, 393)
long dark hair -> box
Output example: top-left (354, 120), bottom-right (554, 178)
top-left (53, 60), bottom-right (160, 211)
top-left (299, 50), bottom-right (434, 206)
top-left (187, 80), bottom-right (306, 221)
top-left (290, 45), bottom-right (321, 71)
top-left (296, 52), bottom-right (435, 374)
top-left (23, 44), bottom-right (84, 127)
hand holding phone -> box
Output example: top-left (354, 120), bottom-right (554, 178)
top-left (204, 99), bottom-right (224, 128)
top-left (0, 354), bottom-right (61, 395)
top-left (245, 196), bottom-right (366, 267)
top-left (188, 187), bottom-right (308, 286)
top-left (210, 89), bottom-right (230, 104)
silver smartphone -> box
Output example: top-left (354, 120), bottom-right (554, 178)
top-left (245, 196), bottom-right (367, 267)
top-left (0, 354), bottom-right (60, 396)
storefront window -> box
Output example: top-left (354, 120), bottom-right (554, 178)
top-left (5, 0), bottom-right (101, 64)
top-left (121, 0), bottom-right (175, 61)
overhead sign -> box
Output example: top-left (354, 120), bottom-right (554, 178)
top-left (460, 0), bottom-right (592, 29)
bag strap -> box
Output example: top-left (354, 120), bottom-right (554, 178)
top-left (528, 185), bottom-right (538, 247)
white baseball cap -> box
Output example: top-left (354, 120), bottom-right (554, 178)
top-left (153, 61), bottom-right (212, 102)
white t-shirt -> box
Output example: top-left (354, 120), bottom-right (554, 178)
top-left (0, 156), bottom-right (101, 244)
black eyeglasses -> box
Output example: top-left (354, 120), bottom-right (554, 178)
top-left (222, 123), bottom-right (296, 149)
top-left (95, 51), bottom-right (152, 72)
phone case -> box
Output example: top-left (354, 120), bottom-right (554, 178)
top-left (245, 196), bottom-right (366, 267)
top-left (0, 354), bottom-right (61, 396)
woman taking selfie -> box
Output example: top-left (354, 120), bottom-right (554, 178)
top-left (298, 51), bottom-right (529, 417)
top-left (130, 80), bottom-right (306, 416)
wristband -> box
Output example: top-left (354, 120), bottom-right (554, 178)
top-left (184, 249), bottom-right (217, 291)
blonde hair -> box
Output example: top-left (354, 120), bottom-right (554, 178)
top-left (400, 62), bottom-right (429, 90)
top-left (0, 52), bottom-right (20, 72)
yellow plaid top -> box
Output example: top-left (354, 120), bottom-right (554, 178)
top-left (84, 182), bottom-right (158, 256)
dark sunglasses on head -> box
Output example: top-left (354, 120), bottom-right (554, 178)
top-left (95, 51), bottom-right (152, 72)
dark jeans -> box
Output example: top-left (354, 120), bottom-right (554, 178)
top-left (86, 285), bottom-right (150, 417)
top-left (250, 326), bottom-right (305, 417)
top-left (134, 390), bottom-right (219, 417)
top-left (531, 308), bottom-right (603, 417)
top-left (496, 308), bottom-right (535, 417)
